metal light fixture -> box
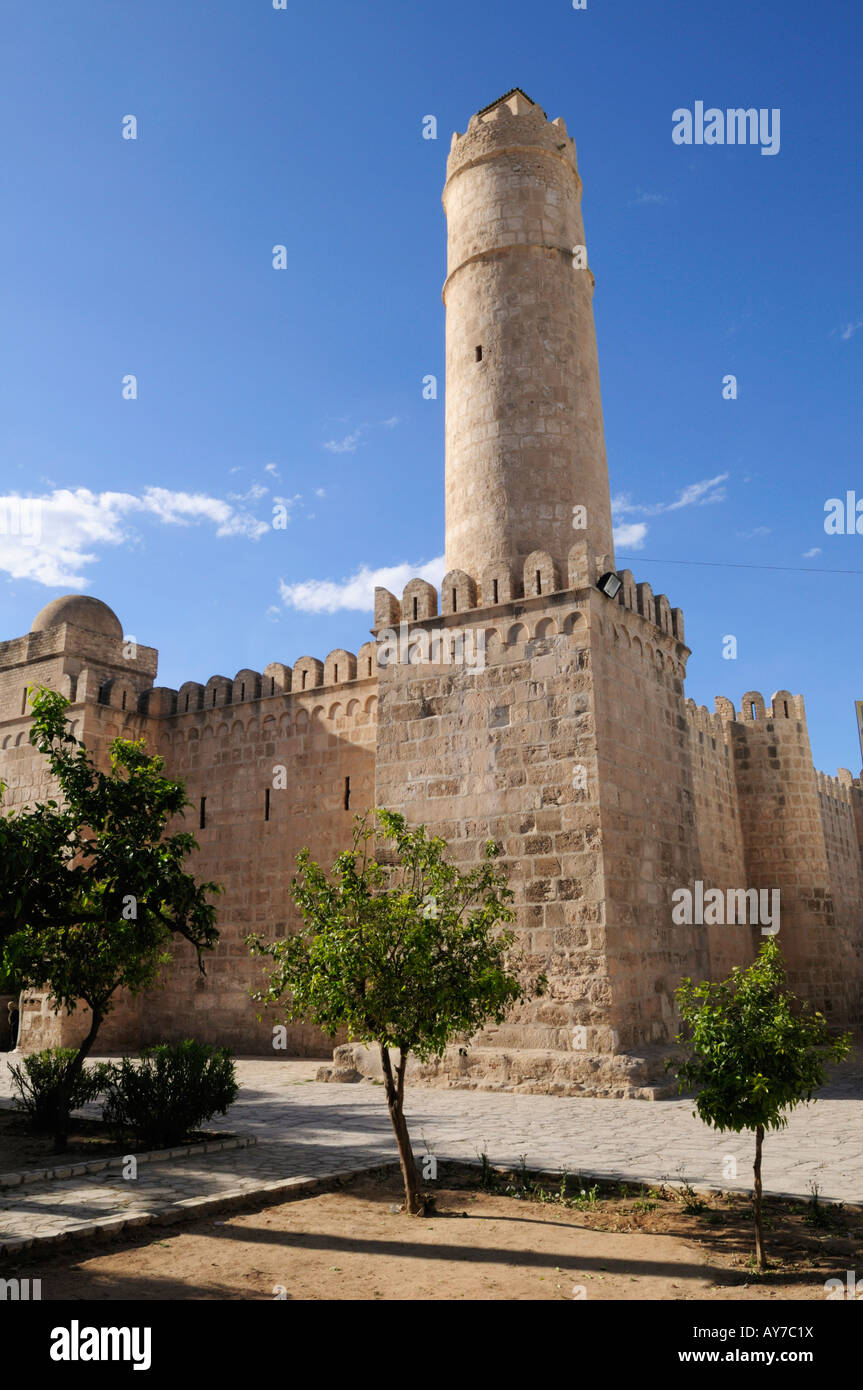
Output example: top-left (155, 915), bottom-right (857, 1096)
top-left (596, 571), bottom-right (622, 600)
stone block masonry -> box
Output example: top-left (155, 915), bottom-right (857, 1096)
top-left (1, 90), bottom-right (859, 1090)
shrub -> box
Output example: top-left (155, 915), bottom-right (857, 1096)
top-left (102, 1040), bottom-right (238, 1148)
top-left (9, 1047), bottom-right (112, 1133)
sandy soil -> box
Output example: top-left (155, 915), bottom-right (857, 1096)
top-left (13, 1166), bottom-right (861, 1302)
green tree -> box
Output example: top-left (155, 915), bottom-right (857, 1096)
top-left (668, 939), bottom-right (851, 1270)
top-left (249, 808), bottom-right (542, 1215)
top-left (0, 687), bottom-right (220, 1150)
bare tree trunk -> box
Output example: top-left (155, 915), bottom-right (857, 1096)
top-left (753, 1123), bottom-right (766, 1271)
top-left (53, 1005), bottom-right (103, 1153)
top-left (380, 1044), bottom-right (423, 1214)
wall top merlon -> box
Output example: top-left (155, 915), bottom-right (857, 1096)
top-left (371, 547), bottom-right (686, 648)
top-left (155, 645), bottom-right (379, 717)
top-left (721, 690), bottom-right (807, 724)
top-left (816, 767), bottom-right (862, 802)
top-left (446, 91), bottom-right (578, 181)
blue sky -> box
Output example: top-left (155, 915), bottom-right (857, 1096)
top-left (1, 0), bottom-right (861, 775)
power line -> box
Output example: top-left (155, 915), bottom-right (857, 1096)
top-left (615, 555), bottom-right (863, 576)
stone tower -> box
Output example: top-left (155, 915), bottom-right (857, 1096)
top-left (2, 90), bottom-right (860, 1085)
top-left (443, 88), bottom-right (615, 580)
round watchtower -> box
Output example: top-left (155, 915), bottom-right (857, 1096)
top-left (442, 89), bottom-right (615, 581)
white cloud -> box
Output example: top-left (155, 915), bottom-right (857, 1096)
top-left (323, 429), bottom-right (362, 455)
top-left (0, 486), bottom-right (270, 588)
top-left (612, 522), bottom-right (648, 550)
top-left (803, 547), bottom-right (822, 559)
top-left (838, 320), bottom-right (863, 341)
top-left (381, 416), bottom-right (400, 428)
top-left (264, 463), bottom-right (281, 478)
top-left (634, 191), bottom-right (668, 206)
top-left (227, 483), bottom-right (268, 503)
top-left (279, 556), bottom-right (447, 614)
top-left (612, 473), bottom-right (728, 519)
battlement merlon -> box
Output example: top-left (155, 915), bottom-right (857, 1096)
top-left (372, 542), bottom-right (687, 647)
top-left (144, 642), bottom-right (379, 719)
top-left (446, 88), bottom-right (579, 180)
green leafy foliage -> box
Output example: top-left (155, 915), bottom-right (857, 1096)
top-left (667, 939), bottom-right (851, 1268)
top-left (251, 809), bottom-right (533, 1062)
top-left (249, 809), bottom-right (544, 1213)
top-left (0, 687), bottom-right (221, 1148)
top-left (102, 1040), bottom-right (238, 1148)
top-left (9, 1047), bottom-right (113, 1133)
top-left (669, 939), bottom-right (850, 1134)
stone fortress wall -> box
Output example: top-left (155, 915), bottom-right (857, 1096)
top-left (2, 88), bottom-right (860, 1092)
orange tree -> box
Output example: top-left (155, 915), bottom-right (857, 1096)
top-left (249, 809), bottom-right (543, 1214)
top-left (668, 939), bottom-right (851, 1270)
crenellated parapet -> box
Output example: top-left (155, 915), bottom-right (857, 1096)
top-left (685, 697), bottom-right (728, 743)
top-left (143, 643), bottom-right (378, 720)
top-left (372, 540), bottom-right (685, 648)
top-left (817, 767), bottom-right (863, 804)
top-left (612, 571), bottom-right (684, 643)
top-left (714, 689), bottom-right (808, 724)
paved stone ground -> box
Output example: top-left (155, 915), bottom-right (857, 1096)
top-left (1, 1054), bottom-right (861, 1247)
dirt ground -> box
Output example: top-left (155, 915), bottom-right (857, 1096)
top-left (13, 1165), bottom-right (861, 1301)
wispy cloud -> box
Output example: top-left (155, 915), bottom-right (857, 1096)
top-left (837, 320), bottom-right (863, 341)
top-left (802, 547), bottom-right (822, 559)
top-left (613, 473), bottom-right (728, 520)
top-left (610, 473), bottom-right (727, 551)
top-left (279, 556), bottom-right (447, 615)
top-left (633, 190), bottom-right (668, 206)
top-left (0, 486), bottom-right (270, 588)
top-left (323, 428), bottom-right (362, 455)
top-left (381, 416), bottom-right (400, 428)
top-left (264, 462), bottom-right (281, 478)
top-left (736, 525), bottom-right (771, 540)
top-left (227, 483), bottom-right (268, 503)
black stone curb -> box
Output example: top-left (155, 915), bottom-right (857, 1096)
top-left (0, 1135), bottom-right (256, 1190)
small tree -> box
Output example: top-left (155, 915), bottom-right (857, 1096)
top-left (249, 808), bottom-right (543, 1215)
top-left (0, 688), bottom-right (220, 1150)
top-left (668, 939), bottom-right (851, 1270)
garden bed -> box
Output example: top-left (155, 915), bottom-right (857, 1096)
top-left (0, 1104), bottom-right (234, 1175)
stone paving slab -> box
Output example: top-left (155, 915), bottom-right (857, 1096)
top-left (1, 1054), bottom-right (861, 1253)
